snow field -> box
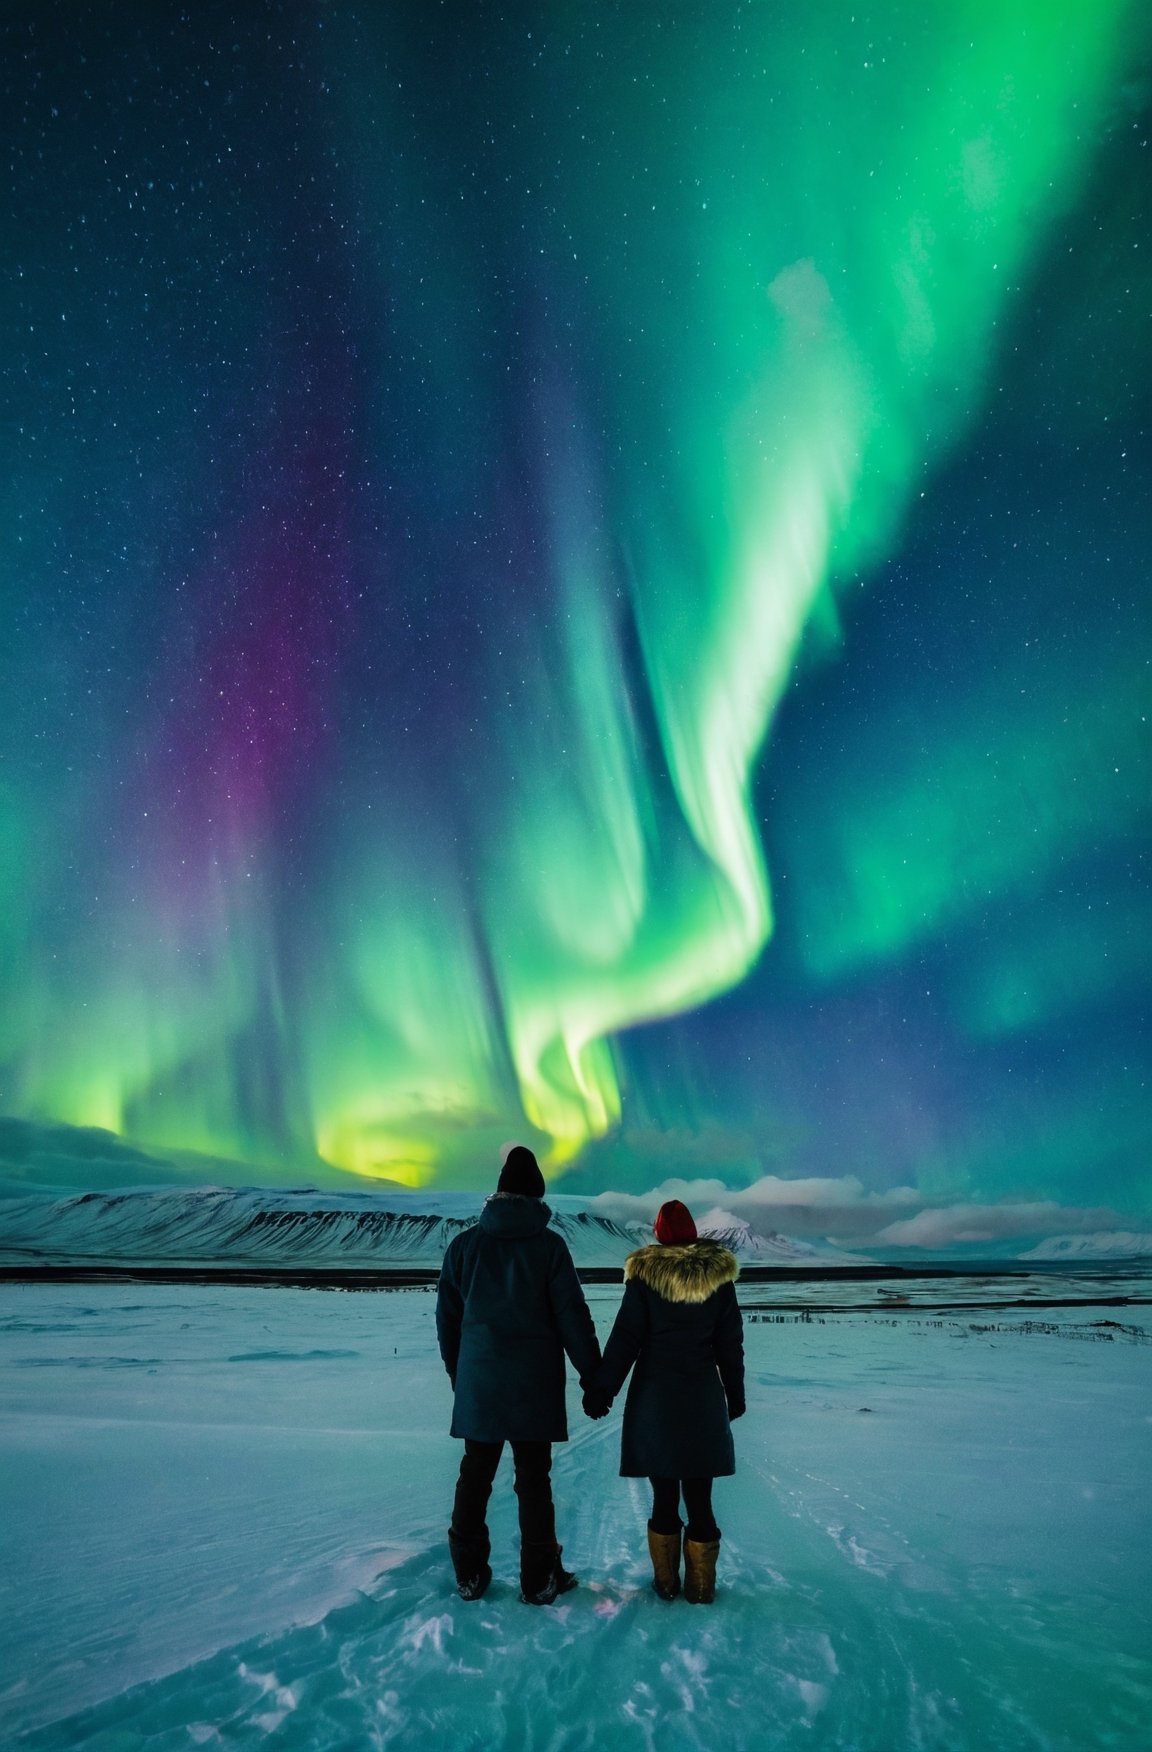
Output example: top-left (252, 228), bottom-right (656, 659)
top-left (1, 1283), bottom-right (1149, 1749)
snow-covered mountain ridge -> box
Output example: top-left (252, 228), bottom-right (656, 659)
top-left (688, 1216), bottom-right (821, 1262)
top-left (1020, 1231), bottom-right (1152, 1260)
top-left (0, 1184), bottom-right (821, 1269)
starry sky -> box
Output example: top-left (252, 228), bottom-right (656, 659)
top-left (2, 1), bottom-right (1149, 1235)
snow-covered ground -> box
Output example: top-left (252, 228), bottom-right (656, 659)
top-left (1, 1282), bottom-right (1149, 1749)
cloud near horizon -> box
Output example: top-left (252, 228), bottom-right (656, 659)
top-left (871, 1201), bottom-right (1125, 1250)
top-left (590, 1175), bottom-right (1138, 1251)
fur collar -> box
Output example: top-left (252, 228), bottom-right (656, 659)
top-left (624, 1238), bottom-right (739, 1304)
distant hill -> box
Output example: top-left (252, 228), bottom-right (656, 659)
top-left (690, 1215), bottom-right (825, 1262)
top-left (0, 1184), bottom-right (824, 1270)
top-left (1020, 1231), bottom-right (1152, 1260)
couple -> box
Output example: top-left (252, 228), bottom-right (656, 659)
top-left (435, 1145), bottom-right (745, 1607)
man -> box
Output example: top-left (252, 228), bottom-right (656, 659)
top-left (436, 1144), bottom-right (603, 1605)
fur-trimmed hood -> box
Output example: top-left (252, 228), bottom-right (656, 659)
top-left (624, 1238), bottom-right (739, 1304)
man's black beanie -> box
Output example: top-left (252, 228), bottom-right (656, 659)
top-left (497, 1145), bottom-right (546, 1199)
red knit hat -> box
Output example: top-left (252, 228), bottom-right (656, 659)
top-left (654, 1199), bottom-right (697, 1245)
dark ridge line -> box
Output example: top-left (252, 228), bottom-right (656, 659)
top-left (0, 1262), bottom-right (989, 1286)
top-left (1, 1264), bottom-right (1149, 1303)
top-left (741, 1296), bottom-right (1150, 1314)
top-left (0, 1265), bottom-right (442, 1289)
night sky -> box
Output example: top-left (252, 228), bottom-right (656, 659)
top-left (2, 2), bottom-right (1149, 1241)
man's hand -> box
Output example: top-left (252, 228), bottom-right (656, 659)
top-left (582, 1387), bottom-right (611, 1420)
top-left (727, 1398), bottom-right (746, 1421)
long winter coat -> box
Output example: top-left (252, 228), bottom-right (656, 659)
top-left (593, 1240), bottom-right (745, 1478)
top-left (436, 1194), bottom-right (602, 1444)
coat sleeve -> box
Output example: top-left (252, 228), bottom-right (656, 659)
top-left (435, 1242), bottom-right (463, 1386)
top-left (713, 1280), bottom-right (745, 1417)
top-left (591, 1278), bottom-right (648, 1401)
top-left (547, 1239), bottom-right (602, 1386)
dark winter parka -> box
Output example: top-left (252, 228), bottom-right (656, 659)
top-left (436, 1194), bottom-right (602, 1443)
top-left (592, 1239), bottom-right (745, 1478)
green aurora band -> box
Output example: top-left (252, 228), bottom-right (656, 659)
top-left (0, 1), bottom-right (1144, 1188)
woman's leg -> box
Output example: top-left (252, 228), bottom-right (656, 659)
top-left (647, 1478), bottom-right (683, 1598)
top-left (648, 1476), bottom-right (682, 1534)
top-left (681, 1477), bottom-right (721, 1603)
top-left (680, 1477), bottom-right (719, 1542)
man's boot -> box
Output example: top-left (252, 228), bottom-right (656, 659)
top-left (647, 1523), bottom-right (682, 1600)
top-left (519, 1542), bottom-right (578, 1606)
top-left (683, 1532), bottom-right (721, 1604)
top-left (448, 1527), bottom-right (492, 1601)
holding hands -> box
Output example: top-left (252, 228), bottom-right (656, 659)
top-left (582, 1386), bottom-right (612, 1421)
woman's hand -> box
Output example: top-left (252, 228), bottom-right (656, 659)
top-left (582, 1387), bottom-right (612, 1420)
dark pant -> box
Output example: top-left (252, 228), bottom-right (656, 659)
top-left (649, 1475), bottom-right (718, 1542)
top-left (452, 1439), bottom-right (556, 1548)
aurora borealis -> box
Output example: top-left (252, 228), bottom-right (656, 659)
top-left (2, 2), bottom-right (1149, 1226)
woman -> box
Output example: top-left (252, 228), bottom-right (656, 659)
top-left (585, 1200), bottom-right (745, 1604)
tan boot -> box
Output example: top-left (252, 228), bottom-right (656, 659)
top-left (647, 1524), bottom-right (682, 1600)
top-left (683, 1534), bottom-right (720, 1604)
